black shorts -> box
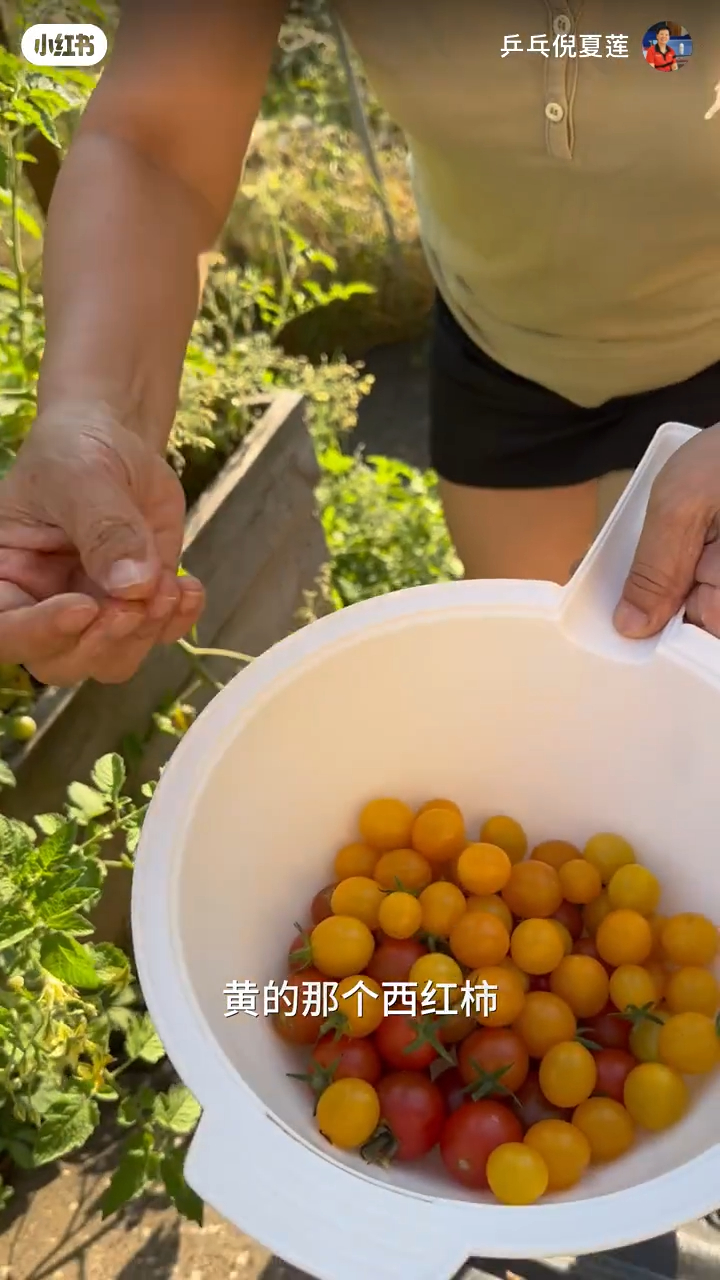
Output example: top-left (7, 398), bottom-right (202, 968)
top-left (429, 291), bottom-right (720, 488)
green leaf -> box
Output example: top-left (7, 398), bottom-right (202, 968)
top-left (161, 1148), bottom-right (204, 1225)
top-left (34, 813), bottom-right (66, 836)
top-left (32, 1096), bottom-right (99, 1166)
top-left (66, 782), bottom-right (109, 821)
top-left (0, 190), bottom-right (41, 239)
top-left (0, 911), bottom-right (34, 949)
top-left (34, 822), bottom-right (77, 871)
top-left (40, 932), bottom-right (100, 989)
top-left (91, 943), bottom-right (131, 985)
top-left (91, 753), bottom-right (126, 800)
top-left (152, 1085), bottom-right (201, 1135)
top-left (0, 815), bottom-right (33, 863)
top-left (0, 758), bottom-right (16, 789)
top-left (125, 1012), bottom-right (165, 1064)
top-left (100, 1134), bottom-right (154, 1217)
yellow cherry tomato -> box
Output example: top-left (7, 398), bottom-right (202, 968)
top-left (330, 876), bottom-right (384, 929)
top-left (311, 916), bottom-right (375, 978)
top-left (609, 964), bottom-right (658, 1013)
top-left (480, 815), bottom-right (527, 864)
top-left (539, 1041), bottom-right (596, 1109)
top-left (316, 1078), bottom-right (380, 1148)
top-left (373, 848), bottom-right (433, 893)
top-left (486, 1142), bottom-right (548, 1205)
top-left (466, 893), bottom-right (514, 932)
top-left (558, 860), bottom-right (602, 906)
top-left (418, 881), bottom-right (467, 937)
top-left (524, 1119), bottom-right (590, 1190)
top-left (658, 1011), bottom-right (720, 1074)
top-left (449, 911), bottom-right (510, 967)
top-left (378, 891), bottom-right (423, 940)
top-left (666, 966), bottom-right (720, 1017)
top-left (623, 1063), bottom-right (688, 1131)
top-left (596, 909), bottom-right (652, 966)
top-left (457, 843), bottom-right (512, 895)
top-left (335, 976), bottom-right (384, 1037)
top-left (583, 833), bottom-right (636, 884)
top-left (469, 965), bottom-right (526, 1026)
top-left (511, 918), bottom-right (565, 975)
top-left (359, 798), bottom-right (414, 852)
top-left (583, 890), bottom-right (611, 936)
top-left (629, 1009), bottom-right (669, 1063)
top-left (410, 952), bottom-right (463, 1008)
top-left (333, 842), bottom-right (379, 880)
top-left (411, 806), bottom-right (467, 864)
top-left (661, 913), bottom-right (719, 967)
top-left (572, 1097), bottom-right (635, 1162)
top-left (607, 863), bottom-right (660, 916)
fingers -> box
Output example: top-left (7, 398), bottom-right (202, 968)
top-left (0, 590), bottom-right (101, 669)
top-left (684, 537), bottom-right (720, 637)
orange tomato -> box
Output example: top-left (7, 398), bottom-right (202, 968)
top-left (539, 1041), bottom-right (596, 1109)
top-left (330, 876), bottom-right (384, 930)
top-left (417, 798), bottom-right (463, 817)
top-left (572, 1097), bottom-right (635, 1162)
top-left (411, 807), bottom-right (467, 865)
top-left (665, 966), bottom-right (720, 1017)
top-left (550, 955), bottom-right (609, 1018)
top-left (661, 913), bottom-right (719, 967)
top-left (377, 891), bottom-right (423, 940)
top-left (558, 860), bottom-right (602, 906)
top-left (373, 848), bottom-right (432, 893)
top-left (530, 840), bottom-right (580, 871)
top-left (333, 842), bottom-right (379, 880)
top-left (513, 991), bottom-right (577, 1058)
top-left (608, 964), bottom-right (658, 1013)
top-left (583, 891), bottom-right (611, 937)
top-left (466, 894), bottom-right (514, 932)
top-left (359, 798), bottom-right (414, 853)
top-left (457, 843), bottom-right (512, 895)
top-left (335, 975), bottom-right (384, 1037)
top-left (499, 957), bottom-right (531, 993)
top-left (511, 919), bottom-right (565, 975)
top-left (502, 861), bottom-right (563, 920)
top-left (607, 864), bottom-right (660, 916)
top-left (419, 881), bottom-right (467, 937)
top-left (311, 916), bottom-right (375, 978)
top-left (449, 911), bottom-right (510, 968)
top-left (596, 910), bottom-right (652, 967)
top-left (583, 833), bottom-right (636, 884)
top-left (480, 815), bottom-right (527, 865)
top-left (469, 965), bottom-right (526, 1027)
top-left (524, 1119), bottom-right (591, 1190)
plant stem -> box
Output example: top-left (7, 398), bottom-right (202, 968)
top-left (8, 128), bottom-right (26, 359)
top-left (177, 639), bottom-right (254, 665)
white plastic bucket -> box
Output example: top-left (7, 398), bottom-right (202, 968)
top-left (132, 421), bottom-right (720, 1280)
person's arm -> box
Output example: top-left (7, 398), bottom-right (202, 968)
top-left (39, 0), bottom-right (288, 452)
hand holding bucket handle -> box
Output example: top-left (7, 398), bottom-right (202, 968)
top-left (561, 421), bottom-right (708, 659)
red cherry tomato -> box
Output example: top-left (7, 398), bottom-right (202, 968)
top-left (365, 937), bottom-right (428, 984)
top-left (440, 1099), bottom-right (523, 1189)
top-left (273, 967), bottom-right (326, 1045)
top-left (458, 1029), bottom-right (529, 1096)
top-left (374, 1014), bottom-right (442, 1072)
top-left (366, 1072), bottom-right (446, 1162)
top-left (593, 1048), bottom-right (636, 1103)
top-left (436, 1067), bottom-right (467, 1114)
top-left (553, 901), bottom-right (583, 941)
top-left (583, 1002), bottom-right (631, 1052)
top-left (529, 974), bottom-right (552, 992)
top-left (511, 1071), bottom-right (571, 1130)
top-left (309, 1034), bottom-right (382, 1088)
top-left (311, 883), bottom-right (337, 926)
top-left (573, 936), bottom-right (613, 974)
top-left (288, 929), bottom-right (313, 972)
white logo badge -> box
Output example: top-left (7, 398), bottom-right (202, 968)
top-left (21, 24), bottom-right (107, 67)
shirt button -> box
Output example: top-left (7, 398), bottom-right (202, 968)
top-left (553, 13), bottom-right (573, 34)
top-left (545, 101), bottom-right (565, 123)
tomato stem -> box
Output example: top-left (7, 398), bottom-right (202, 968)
top-left (462, 1063), bottom-right (519, 1105)
top-left (360, 1122), bottom-right (399, 1167)
top-left (404, 1014), bottom-right (455, 1065)
top-left (615, 1002), bottom-right (663, 1026)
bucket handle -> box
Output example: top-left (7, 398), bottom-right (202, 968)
top-left (559, 421), bottom-right (701, 661)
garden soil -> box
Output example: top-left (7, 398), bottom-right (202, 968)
top-left (2, 341), bottom-right (720, 1278)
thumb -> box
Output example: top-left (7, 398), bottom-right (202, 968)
top-left (613, 490), bottom-right (709, 639)
top-left (64, 472), bottom-right (161, 599)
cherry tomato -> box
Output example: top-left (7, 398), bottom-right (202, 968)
top-left (458, 1028), bottom-right (529, 1097)
top-left (623, 1062), bottom-right (688, 1131)
top-left (500, 958), bottom-right (531, 994)
top-left (308, 1034), bottom-right (382, 1090)
top-left (558, 860), bottom-right (603, 906)
top-left (378, 891), bottom-right (423, 940)
top-left (524, 1118), bottom-right (590, 1190)
top-left (593, 1048), bottom-right (636, 1103)
top-left (480, 815), bottom-right (528, 865)
top-left (661, 913), bottom-right (719, 967)
top-left (316, 1078), bottom-right (380, 1148)
top-left (658, 1012), bottom-right (720, 1074)
top-left (365, 937), bottom-right (427, 984)
top-left (273, 966), bottom-right (327, 1045)
top-left (412, 807), bottom-right (466, 864)
top-left (440, 1099), bottom-right (523, 1189)
top-left (539, 1041), bottom-right (597, 1109)
top-left (628, 1008), bottom-right (669, 1063)
top-left (583, 891), bottom-right (611, 937)
top-left (486, 1141), bottom-right (548, 1204)
top-left (607, 864), bottom-right (660, 916)
top-left (333, 975), bottom-right (384, 1037)
top-left (457, 843), bottom-right (512, 895)
top-left (572, 1097), bottom-right (635, 1161)
top-left (511, 918), bottom-right (565, 975)
top-left (374, 1013), bottom-right (448, 1071)
top-left (666, 966), bottom-right (720, 1017)
top-left (359, 797), bottom-right (414, 853)
top-left (502, 860), bottom-right (563, 919)
top-left (418, 798), bottom-right (463, 817)
top-left (466, 894), bottom-right (514, 932)
top-left (512, 1071), bottom-right (571, 1129)
top-left (334, 842), bottom-right (379, 880)
top-left (583, 833), bottom-right (635, 884)
top-left (553, 900), bottom-right (583, 942)
top-left (366, 1072), bottom-right (446, 1162)
top-left (419, 881), bottom-right (467, 936)
top-left (374, 848), bottom-right (433, 893)
top-left (331, 876), bottom-right (384, 930)
top-left (438, 1009), bottom-right (476, 1046)
top-left (550, 955), bottom-right (609, 1018)
top-left (551, 921), bottom-right (574, 956)
top-left (450, 911), bottom-right (510, 968)
top-left (288, 928), bottom-right (313, 972)
top-left (410, 952), bottom-right (463, 1006)
top-left (311, 883), bottom-right (337, 925)
top-left (572, 936), bottom-right (612, 973)
top-left (530, 840), bottom-right (580, 871)
top-left (582, 1003), bottom-right (631, 1052)
top-left (436, 1066), bottom-right (467, 1114)
top-left (311, 915), bottom-right (375, 978)
top-left (529, 975), bottom-right (552, 993)
top-left (608, 964), bottom-right (658, 1013)
top-left (596, 909), bottom-right (652, 967)
top-left (470, 965), bottom-right (526, 1026)
top-left (513, 991), bottom-right (576, 1058)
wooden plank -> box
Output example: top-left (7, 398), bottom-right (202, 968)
top-left (2, 391), bottom-right (322, 822)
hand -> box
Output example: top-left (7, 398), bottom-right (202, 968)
top-left (0, 409), bottom-right (205, 685)
top-left (613, 425), bottom-right (720, 639)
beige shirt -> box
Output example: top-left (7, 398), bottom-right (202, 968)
top-left (332, 1), bottom-right (720, 407)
